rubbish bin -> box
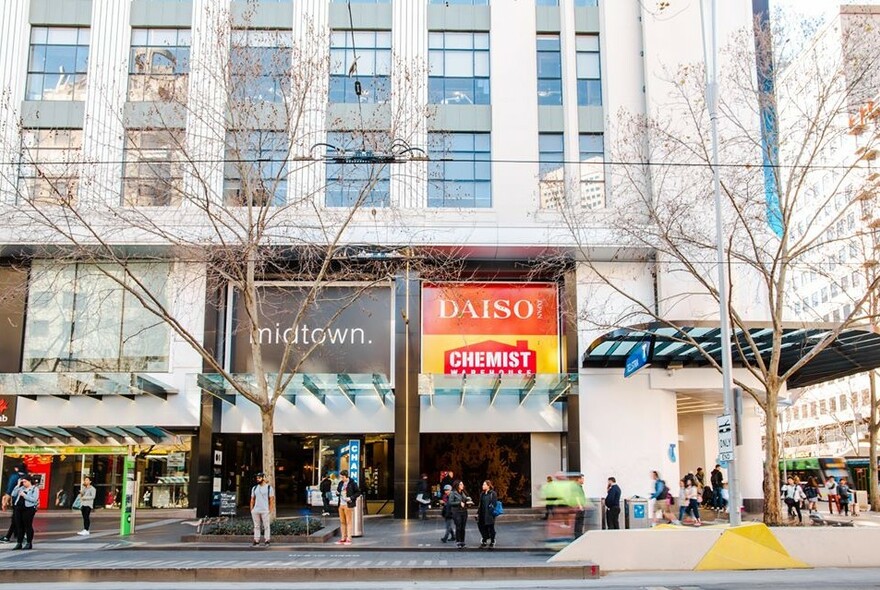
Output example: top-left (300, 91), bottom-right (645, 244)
top-left (624, 498), bottom-right (649, 529)
top-left (351, 495), bottom-right (365, 537)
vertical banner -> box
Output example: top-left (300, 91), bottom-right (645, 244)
top-left (421, 283), bottom-right (561, 374)
top-left (348, 439), bottom-right (361, 485)
top-left (120, 456), bottom-right (135, 536)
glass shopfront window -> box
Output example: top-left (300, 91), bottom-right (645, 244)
top-left (2, 438), bottom-right (191, 510)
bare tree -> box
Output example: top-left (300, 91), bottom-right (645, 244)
top-left (549, 13), bottom-right (880, 524)
top-left (0, 4), bottom-right (442, 512)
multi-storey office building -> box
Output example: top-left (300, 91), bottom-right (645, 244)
top-left (0, 0), bottom-right (875, 518)
top-left (777, 5), bottom-right (880, 483)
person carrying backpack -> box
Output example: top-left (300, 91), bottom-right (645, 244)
top-left (249, 472), bottom-right (275, 547)
top-left (477, 479), bottom-right (498, 549)
top-left (837, 477), bottom-right (852, 516)
top-left (803, 476), bottom-right (820, 514)
top-left (650, 470), bottom-right (677, 525)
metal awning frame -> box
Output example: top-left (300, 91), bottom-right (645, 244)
top-left (582, 321), bottom-right (880, 389)
top-left (419, 373), bottom-right (577, 406)
top-left (197, 373), bottom-right (394, 406)
top-left (0, 424), bottom-right (175, 446)
top-left (0, 372), bottom-right (177, 401)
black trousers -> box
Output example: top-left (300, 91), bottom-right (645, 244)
top-left (81, 506), bottom-right (92, 531)
top-left (606, 506), bottom-right (621, 529)
top-left (477, 521), bottom-right (496, 542)
top-left (14, 506), bottom-right (35, 545)
top-left (321, 492), bottom-right (331, 513)
top-left (4, 511), bottom-right (16, 540)
top-left (452, 511), bottom-right (467, 544)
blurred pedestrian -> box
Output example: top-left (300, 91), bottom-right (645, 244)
top-left (416, 473), bottom-right (431, 520)
top-left (0, 464), bottom-right (26, 543)
top-left (319, 473), bottom-right (332, 516)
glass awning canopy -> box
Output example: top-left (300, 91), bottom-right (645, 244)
top-left (418, 373), bottom-right (577, 406)
top-left (582, 322), bottom-right (880, 389)
top-left (196, 373), bottom-right (392, 406)
top-left (0, 373), bottom-right (177, 400)
top-left (0, 425), bottom-right (174, 446)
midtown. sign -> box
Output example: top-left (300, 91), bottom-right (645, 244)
top-left (232, 284), bottom-right (394, 378)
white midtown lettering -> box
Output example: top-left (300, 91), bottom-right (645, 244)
top-left (438, 298), bottom-right (536, 320)
top-left (251, 323), bottom-right (367, 346)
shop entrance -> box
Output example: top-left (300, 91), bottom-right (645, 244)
top-left (420, 433), bottom-right (532, 507)
top-left (217, 434), bottom-right (393, 509)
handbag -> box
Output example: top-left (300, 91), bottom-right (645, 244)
top-left (72, 496), bottom-right (82, 510)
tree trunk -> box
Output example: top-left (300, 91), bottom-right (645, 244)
top-left (870, 370), bottom-right (879, 512)
top-left (260, 404), bottom-right (277, 517)
top-left (762, 400), bottom-right (783, 525)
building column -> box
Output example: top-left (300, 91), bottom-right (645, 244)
top-left (579, 370), bottom-right (679, 499)
top-left (393, 269), bottom-right (421, 518)
top-left (563, 269), bottom-right (580, 471)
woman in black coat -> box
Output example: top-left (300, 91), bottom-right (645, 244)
top-left (448, 480), bottom-right (472, 549)
top-left (477, 479), bottom-right (498, 548)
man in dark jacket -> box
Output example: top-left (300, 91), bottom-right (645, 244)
top-left (710, 465), bottom-right (724, 509)
top-left (605, 476), bottom-right (621, 529)
top-left (1, 464), bottom-right (26, 543)
top-left (319, 473), bottom-right (332, 516)
top-left (335, 470), bottom-right (360, 545)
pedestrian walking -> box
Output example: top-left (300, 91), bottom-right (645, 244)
top-left (604, 477), bottom-right (621, 530)
top-left (76, 476), bottom-right (96, 536)
top-left (449, 479), bottom-right (473, 549)
top-left (249, 472), bottom-right (274, 547)
top-left (11, 474), bottom-right (38, 550)
top-left (650, 471), bottom-right (677, 525)
top-left (677, 479), bottom-right (688, 522)
top-left (416, 473), bottom-right (431, 520)
top-left (803, 476), bottom-right (820, 514)
top-left (335, 469), bottom-right (360, 545)
top-left (0, 464), bottom-right (25, 543)
top-left (683, 478), bottom-right (702, 526)
top-left (825, 476), bottom-right (840, 514)
top-left (837, 477), bottom-right (851, 516)
top-left (572, 474), bottom-right (588, 538)
top-left (439, 484), bottom-right (455, 543)
top-left (782, 476), bottom-right (805, 524)
top-left (319, 473), bottom-right (332, 516)
top-left (477, 480), bottom-right (498, 548)
top-left (541, 475), bottom-right (556, 520)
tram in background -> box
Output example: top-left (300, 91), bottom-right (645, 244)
top-left (779, 456), bottom-right (878, 492)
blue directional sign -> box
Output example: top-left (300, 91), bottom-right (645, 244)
top-left (633, 504), bottom-right (646, 518)
top-left (348, 439), bottom-right (361, 485)
top-left (624, 341), bottom-right (650, 378)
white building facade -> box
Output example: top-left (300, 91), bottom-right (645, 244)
top-left (0, 0), bottom-right (820, 518)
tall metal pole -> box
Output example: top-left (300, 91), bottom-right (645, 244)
top-left (701, 0), bottom-right (741, 526)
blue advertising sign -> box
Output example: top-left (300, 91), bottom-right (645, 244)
top-left (348, 439), bottom-right (361, 485)
top-left (624, 341), bottom-right (650, 378)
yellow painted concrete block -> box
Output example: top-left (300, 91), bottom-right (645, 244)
top-left (695, 523), bottom-right (810, 571)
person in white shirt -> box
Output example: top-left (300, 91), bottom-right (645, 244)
top-left (249, 472), bottom-right (275, 547)
top-left (76, 476), bottom-right (96, 536)
top-left (782, 476), bottom-right (805, 524)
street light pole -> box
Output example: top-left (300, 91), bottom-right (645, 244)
top-left (701, 0), bottom-right (741, 526)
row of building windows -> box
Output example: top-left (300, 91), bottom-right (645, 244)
top-left (25, 26), bottom-right (602, 107)
top-left (18, 128), bottom-right (604, 209)
top-left (785, 389), bottom-right (873, 421)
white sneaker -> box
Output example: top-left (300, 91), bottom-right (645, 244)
top-left (321, 512), bottom-right (330, 516)
top-left (77, 530), bottom-right (89, 536)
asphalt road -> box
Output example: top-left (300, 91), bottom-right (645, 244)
top-left (6, 568), bottom-right (880, 590)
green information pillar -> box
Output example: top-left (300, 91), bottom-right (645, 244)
top-left (120, 455), bottom-right (136, 536)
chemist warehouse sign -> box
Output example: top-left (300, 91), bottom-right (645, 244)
top-left (421, 283), bottom-right (561, 375)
